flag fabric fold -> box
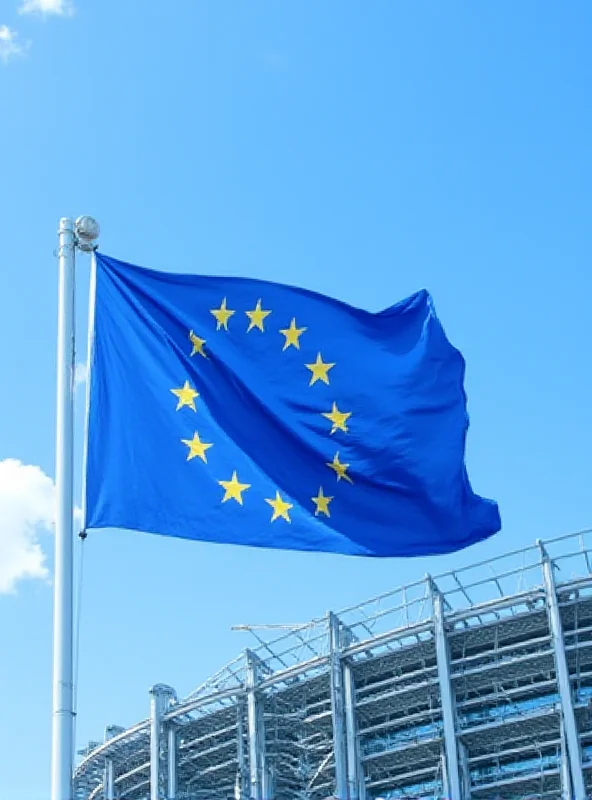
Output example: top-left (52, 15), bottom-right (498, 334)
top-left (84, 253), bottom-right (500, 557)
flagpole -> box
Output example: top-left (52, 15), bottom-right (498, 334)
top-left (52, 216), bottom-right (99, 800)
top-left (51, 217), bottom-right (76, 800)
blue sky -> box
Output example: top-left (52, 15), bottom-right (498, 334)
top-left (1, 1), bottom-right (591, 798)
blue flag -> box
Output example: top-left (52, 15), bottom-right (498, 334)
top-left (84, 253), bottom-right (500, 557)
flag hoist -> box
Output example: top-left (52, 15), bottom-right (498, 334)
top-left (52, 216), bottom-right (99, 800)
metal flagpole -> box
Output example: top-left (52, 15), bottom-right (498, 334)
top-left (51, 217), bottom-right (76, 800)
top-left (51, 216), bottom-right (99, 800)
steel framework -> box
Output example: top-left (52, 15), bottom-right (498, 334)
top-left (74, 530), bottom-right (592, 800)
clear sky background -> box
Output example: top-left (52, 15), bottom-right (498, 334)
top-left (1, 1), bottom-right (591, 798)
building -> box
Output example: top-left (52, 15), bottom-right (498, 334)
top-left (73, 531), bottom-right (592, 800)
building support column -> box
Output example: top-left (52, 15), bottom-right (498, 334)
top-left (261, 762), bottom-right (274, 800)
top-left (344, 660), bottom-right (364, 800)
top-left (458, 741), bottom-right (471, 800)
top-left (560, 712), bottom-right (573, 800)
top-left (246, 650), bottom-right (266, 800)
top-left (329, 612), bottom-right (348, 800)
top-left (149, 685), bottom-right (175, 800)
top-left (429, 580), bottom-right (462, 800)
top-left (104, 760), bottom-right (114, 800)
top-left (103, 725), bottom-right (122, 800)
top-left (440, 751), bottom-right (449, 800)
top-left (167, 724), bottom-right (177, 800)
top-left (539, 541), bottom-right (586, 800)
top-left (235, 699), bottom-right (248, 800)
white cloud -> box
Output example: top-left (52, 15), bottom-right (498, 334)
top-left (19, 0), bottom-right (75, 16)
top-left (74, 361), bottom-right (88, 389)
top-left (0, 25), bottom-right (25, 62)
top-left (0, 459), bottom-right (54, 594)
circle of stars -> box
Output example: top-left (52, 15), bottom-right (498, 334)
top-left (170, 296), bottom-right (354, 525)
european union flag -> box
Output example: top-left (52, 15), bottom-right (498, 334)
top-left (85, 253), bottom-right (500, 557)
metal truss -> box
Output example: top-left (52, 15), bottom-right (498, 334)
top-left (73, 529), bottom-right (592, 800)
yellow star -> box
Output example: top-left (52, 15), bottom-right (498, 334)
top-left (327, 452), bottom-right (353, 484)
top-left (171, 381), bottom-right (199, 411)
top-left (181, 432), bottom-right (213, 462)
top-left (266, 491), bottom-right (293, 523)
top-left (210, 298), bottom-right (235, 331)
top-left (305, 353), bottom-right (335, 386)
top-left (312, 486), bottom-right (333, 517)
top-left (219, 471), bottom-right (251, 505)
top-left (322, 402), bottom-right (351, 434)
top-left (279, 318), bottom-right (307, 350)
top-left (189, 330), bottom-right (207, 358)
top-left (246, 299), bottom-right (271, 332)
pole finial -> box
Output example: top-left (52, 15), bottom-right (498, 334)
top-left (75, 216), bottom-right (100, 252)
